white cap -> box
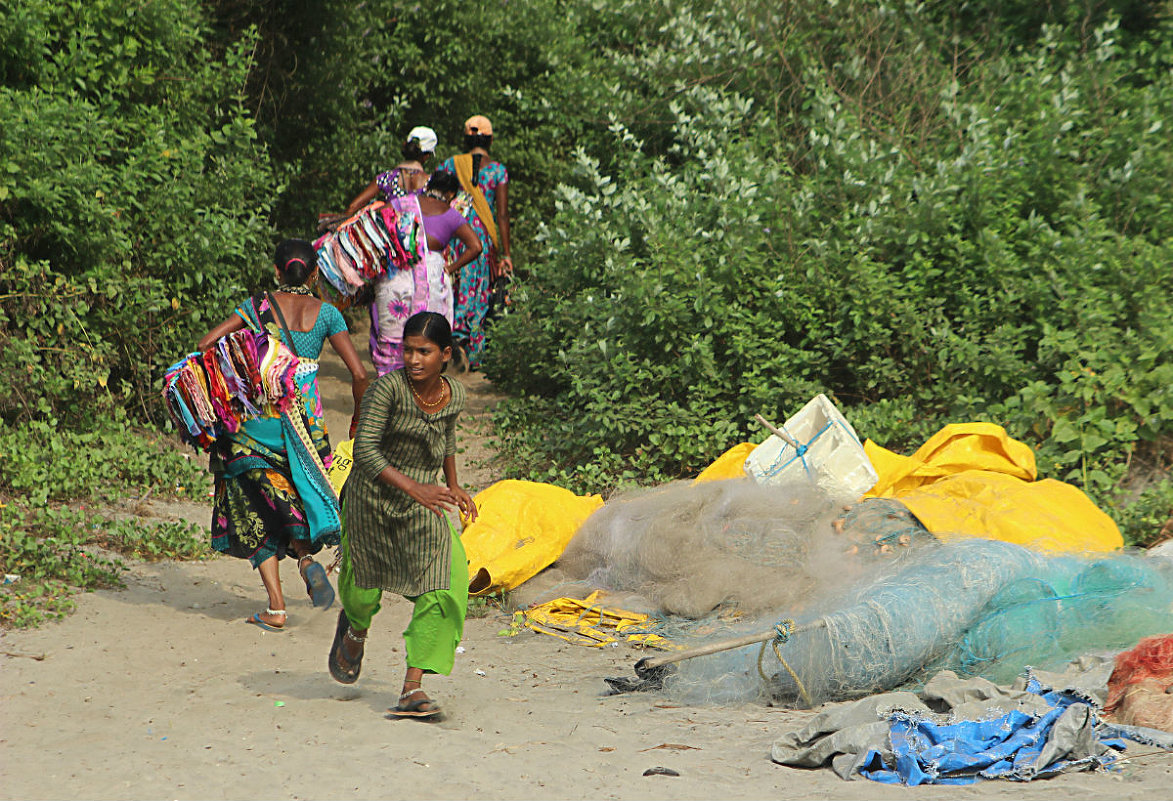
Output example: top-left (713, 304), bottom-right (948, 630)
top-left (406, 126), bottom-right (438, 153)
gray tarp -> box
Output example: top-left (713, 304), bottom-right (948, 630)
top-left (771, 672), bottom-right (1060, 780)
top-left (770, 667), bottom-right (1173, 782)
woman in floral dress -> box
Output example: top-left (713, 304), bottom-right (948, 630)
top-left (438, 115), bottom-right (512, 369)
top-left (368, 171), bottom-right (481, 375)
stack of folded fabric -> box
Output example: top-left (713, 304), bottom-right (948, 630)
top-left (163, 330), bottom-right (300, 449)
top-left (314, 201), bottom-right (420, 298)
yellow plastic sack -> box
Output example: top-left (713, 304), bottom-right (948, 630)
top-left (327, 438), bottom-right (354, 496)
top-left (463, 480), bottom-right (604, 596)
top-left (865, 423), bottom-right (1122, 553)
top-left (523, 591), bottom-right (674, 649)
top-left (693, 442), bottom-right (756, 483)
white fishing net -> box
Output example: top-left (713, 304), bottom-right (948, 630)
top-left (557, 478), bottom-right (858, 620)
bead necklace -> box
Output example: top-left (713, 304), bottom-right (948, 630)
top-left (276, 284), bottom-right (314, 296)
top-left (408, 375), bottom-right (448, 409)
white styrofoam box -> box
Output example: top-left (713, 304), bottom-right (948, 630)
top-left (744, 394), bottom-right (878, 501)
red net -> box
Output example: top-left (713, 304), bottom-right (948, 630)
top-left (1105, 634), bottom-right (1173, 713)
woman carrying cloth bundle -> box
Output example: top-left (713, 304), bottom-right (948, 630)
top-left (341, 125), bottom-right (439, 367)
top-left (369, 171), bottom-right (481, 376)
top-left (198, 240), bottom-right (369, 630)
top-left (329, 311), bottom-right (478, 720)
top-left (438, 114), bottom-right (512, 370)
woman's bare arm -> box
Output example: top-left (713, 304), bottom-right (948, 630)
top-left (328, 329), bottom-right (370, 418)
top-left (496, 180), bottom-right (512, 274)
top-left (197, 314), bottom-right (246, 352)
top-left (446, 223), bottom-right (484, 277)
top-left (345, 180), bottom-right (380, 216)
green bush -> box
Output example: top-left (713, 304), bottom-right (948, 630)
top-left (1111, 480), bottom-right (1173, 548)
top-left (483, 0), bottom-right (1173, 523)
top-left (0, 0), bottom-right (276, 429)
top-left (0, 504), bottom-right (208, 628)
top-left (0, 1), bottom-right (257, 628)
top-left (0, 413), bottom-right (208, 505)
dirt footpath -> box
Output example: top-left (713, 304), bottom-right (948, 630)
top-left (2, 322), bottom-right (1172, 799)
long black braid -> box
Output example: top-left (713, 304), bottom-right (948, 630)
top-left (464, 132), bottom-right (493, 184)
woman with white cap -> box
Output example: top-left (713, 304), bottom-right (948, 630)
top-left (342, 125), bottom-right (450, 380)
top-left (437, 114), bottom-right (512, 370)
top-left (345, 125), bottom-right (439, 214)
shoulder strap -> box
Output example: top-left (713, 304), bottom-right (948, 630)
top-left (266, 291), bottom-right (301, 359)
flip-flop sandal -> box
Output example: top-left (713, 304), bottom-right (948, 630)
top-left (387, 688), bottom-right (442, 719)
top-left (246, 609), bottom-right (286, 632)
top-left (328, 608), bottom-right (364, 684)
top-left (300, 557), bottom-right (336, 610)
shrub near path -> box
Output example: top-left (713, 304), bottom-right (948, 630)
top-left (0, 420), bottom-right (212, 627)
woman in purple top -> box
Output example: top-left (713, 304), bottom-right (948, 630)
top-left (370, 171), bottom-right (482, 374)
top-left (345, 126), bottom-right (439, 370)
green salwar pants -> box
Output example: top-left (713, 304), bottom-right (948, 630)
top-left (338, 519), bottom-right (469, 676)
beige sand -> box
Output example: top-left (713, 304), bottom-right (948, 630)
top-left (3, 324), bottom-right (1171, 799)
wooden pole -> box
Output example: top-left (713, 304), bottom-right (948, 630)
top-left (637, 619), bottom-right (826, 672)
top-left (754, 413), bottom-right (803, 450)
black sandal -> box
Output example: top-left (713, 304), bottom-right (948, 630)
top-left (328, 608), bottom-right (365, 684)
top-left (387, 688), bottom-right (442, 719)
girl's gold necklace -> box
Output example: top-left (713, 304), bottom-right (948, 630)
top-left (408, 375), bottom-right (447, 409)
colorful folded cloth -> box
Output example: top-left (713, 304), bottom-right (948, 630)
top-left (163, 331), bottom-right (301, 450)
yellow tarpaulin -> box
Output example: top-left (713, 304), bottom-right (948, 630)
top-left (694, 442), bottom-right (756, 483)
top-left (522, 591), bottom-right (675, 649)
top-left (463, 480), bottom-right (604, 596)
top-left (690, 423), bottom-right (1122, 554)
top-left (865, 422), bottom-right (1036, 495)
top-left (864, 423), bottom-right (1122, 553)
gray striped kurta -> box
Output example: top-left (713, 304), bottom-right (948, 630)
top-left (343, 369), bottom-right (464, 596)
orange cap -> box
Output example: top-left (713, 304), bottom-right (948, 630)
top-left (463, 115), bottom-right (493, 136)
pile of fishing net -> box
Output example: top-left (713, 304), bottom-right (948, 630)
top-left (557, 480), bottom-right (1173, 707)
top-left (1104, 634), bottom-right (1173, 731)
top-left (664, 538), bottom-right (1173, 706)
top-left (556, 480), bottom-right (932, 622)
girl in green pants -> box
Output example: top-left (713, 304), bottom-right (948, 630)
top-left (328, 311), bottom-right (478, 719)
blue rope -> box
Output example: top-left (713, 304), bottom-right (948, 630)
top-left (757, 421), bottom-right (838, 479)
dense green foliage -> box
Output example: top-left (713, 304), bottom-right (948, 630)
top-left (0, 415), bottom-right (207, 505)
top-left (1, 0), bottom-right (251, 621)
top-left (476, 0), bottom-right (1173, 547)
top-left (1, 0), bottom-right (275, 428)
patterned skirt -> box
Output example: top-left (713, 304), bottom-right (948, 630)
top-left (211, 468), bottom-right (326, 568)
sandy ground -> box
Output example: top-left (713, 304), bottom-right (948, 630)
top-left (3, 323), bottom-right (1173, 799)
